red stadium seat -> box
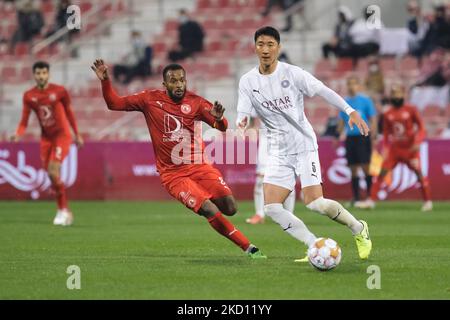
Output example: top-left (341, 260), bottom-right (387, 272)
top-left (14, 43), bottom-right (29, 56)
top-left (206, 41), bottom-right (222, 52)
top-left (1, 66), bottom-right (17, 81)
top-left (164, 20), bottom-right (179, 32)
top-left (422, 104), bottom-right (444, 117)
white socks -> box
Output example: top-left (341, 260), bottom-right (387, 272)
top-left (254, 175), bottom-right (265, 217)
top-left (255, 175), bottom-right (295, 217)
top-left (306, 196), bottom-right (363, 235)
top-left (264, 203), bottom-right (316, 247)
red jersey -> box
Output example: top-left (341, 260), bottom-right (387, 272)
top-left (101, 79), bottom-right (228, 174)
top-left (382, 104), bottom-right (425, 149)
top-left (16, 83), bottom-right (79, 140)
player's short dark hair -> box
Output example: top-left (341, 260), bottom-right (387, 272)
top-left (254, 26), bottom-right (280, 44)
top-left (162, 64), bottom-right (185, 81)
top-left (32, 61), bottom-right (50, 72)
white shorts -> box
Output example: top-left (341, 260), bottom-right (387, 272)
top-left (263, 150), bottom-right (323, 191)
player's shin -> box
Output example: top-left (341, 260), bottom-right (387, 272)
top-left (263, 203), bottom-right (316, 247)
top-left (419, 176), bottom-right (432, 202)
top-left (207, 212), bottom-right (250, 251)
top-left (306, 197), bottom-right (363, 235)
top-left (254, 175), bottom-right (265, 217)
top-left (52, 179), bottom-right (68, 210)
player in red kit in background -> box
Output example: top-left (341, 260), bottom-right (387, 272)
top-left (363, 84), bottom-right (432, 211)
top-left (91, 59), bottom-right (266, 258)
top-left (10, 61), bottom-right (84, 226)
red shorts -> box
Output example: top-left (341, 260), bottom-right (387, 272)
top-left (40, 135), bottom-right (72, 169)
top-left (382, 147), bottom-right (421, 171)
top-left (160, 164), bottom-right (232, 213)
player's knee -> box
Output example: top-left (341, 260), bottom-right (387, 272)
top-left (48, 170), bottom-right (59, 182)
top-left (263, 203), bottom-right (283, 217)
top-left (306, 196), bottom-right (328, 215)
top-left (222, 201), bottom-right (237, 216)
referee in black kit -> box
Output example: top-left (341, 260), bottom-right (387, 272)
top-left (336, 76), bottom-right (377, 208)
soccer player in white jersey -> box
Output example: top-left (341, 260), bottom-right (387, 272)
top-left (236, 27), bottom-right (372, 260)
top-left (246, 113), bottom-right (296, 225)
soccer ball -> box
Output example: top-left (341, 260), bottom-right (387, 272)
top-left (308, 237), bottom-right (342, 271)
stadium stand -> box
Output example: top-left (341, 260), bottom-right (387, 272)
top-left (0, 0), bottom-right (448, 140)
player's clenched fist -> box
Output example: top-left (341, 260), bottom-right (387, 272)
top-left (91, 59), bottom-right (109, 80)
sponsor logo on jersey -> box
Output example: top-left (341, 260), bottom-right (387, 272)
top-left (181, 104), bottom-right (191, 114)
top-left (163, 114), bottom-right (186, 142)
top-left (261, 96), bottom-right (293, 112)
top-left (281, 80), bottom-right (290, 88)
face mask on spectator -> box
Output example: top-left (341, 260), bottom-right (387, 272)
top-left (369, 64), bottom-right (379, 73)
top-left (179, 15), bottom-right (188, 24)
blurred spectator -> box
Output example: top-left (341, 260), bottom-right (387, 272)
top-left (279, 51), bottom-right (291, 63)
top-left (421, 4), bottom-right (450, 54)
top-left (406, 0), bottom-right (429, 59)
top-left (45, 0), bottom-right (78, 45)
top-left (168, 9), bottom-right (204, 62)
top-left (365, 56), bottom-right (385, 98)
top-left (10, 0), bottom-right (44, 53)
top-left (113, 30), bottom-right (152, 84)
top-left (415, 49), bottom-right (448, 86)
top-left (347, 6), bottom-right (382, 62)
top-left (322, 6), bottom-right (354, 59)
top-left (415, 52), bottom-right (450, 87)
top-left (261, 0), bottom-right (304, 32)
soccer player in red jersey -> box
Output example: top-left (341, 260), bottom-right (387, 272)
top-left (91, 59), bottom-right (266, 258)
top-left (10, 61), bottom-right (84, 226)
top-left (366, 84), bottom-right (432, 211)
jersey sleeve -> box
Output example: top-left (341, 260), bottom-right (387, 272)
top-left (294, 67), bottom-right (325, 97)
top-left (101, 79), bottom-right (147, 111)
top-left (236, 77), bottom-right (254, 125)
top-left (61, 87), bottom-right (79, 135)
top-left (15, 93), bottom-right (32, 136)
top-left (199, 98), bottom-right (228, 132)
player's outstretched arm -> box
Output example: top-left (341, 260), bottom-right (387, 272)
top-left (316, 86), bottom-right (369, 136)
top-left (91, 59), bottom-right (139, 111)
top-left (11, 96), bottom-right (32, 142)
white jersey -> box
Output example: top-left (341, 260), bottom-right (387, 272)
top-left (237, 61), bottom-right (325, 156)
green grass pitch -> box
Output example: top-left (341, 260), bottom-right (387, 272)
top-left (1, 200), bottom-right (449, 299)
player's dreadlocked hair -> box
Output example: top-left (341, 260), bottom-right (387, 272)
top-left (162, 64), bottom-right (185, 81)
top-left (32, 61), bottom-right (50, 72)
top-left (254, 26), bottom-right (280, 44)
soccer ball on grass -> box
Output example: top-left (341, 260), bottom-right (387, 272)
top-left (308, 237), bottom-right (342, 271)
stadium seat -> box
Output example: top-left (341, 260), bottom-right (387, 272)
top-left (14, 43), bottom-right (29, 56)
top-left (422, 104), bottom-right (444, 117)
top-left (1, 66), bottom-right (17, 81)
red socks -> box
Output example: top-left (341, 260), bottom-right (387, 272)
top-left (207, 212), bottom-right (250, 251)
top-left (420, 176), bottom-right (432, 202)
top-left (52, 180), bottom-right (68, 210)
